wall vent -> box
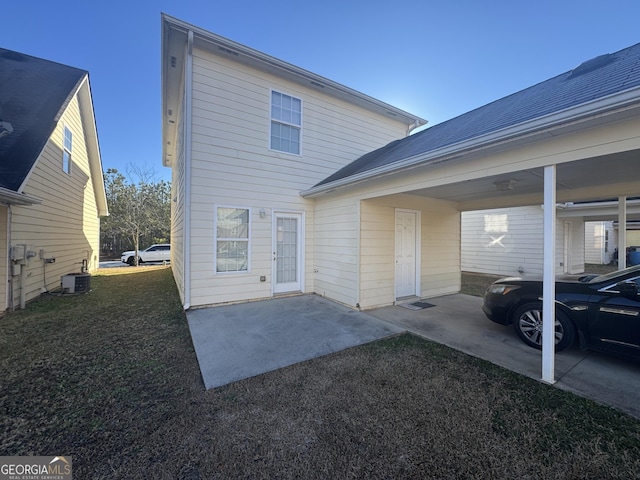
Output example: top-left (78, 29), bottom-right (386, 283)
top-left (218, 46), bottom-right (239, 56)
top-left (568, 54), bottom-right (613, 79)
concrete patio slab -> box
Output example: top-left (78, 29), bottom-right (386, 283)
top-left (186, 294), bottom-right (403, 389)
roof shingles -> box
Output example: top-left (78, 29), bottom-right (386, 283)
top-left (315, 42), bottom-right (640, 188)
top-left (0, 48), bottom-right (86, 191)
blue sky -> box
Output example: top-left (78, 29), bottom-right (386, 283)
top-left (4, 1), bottom-right (640, 182)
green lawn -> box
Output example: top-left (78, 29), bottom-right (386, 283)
top-left (1, 266), bottom-right (639, 479)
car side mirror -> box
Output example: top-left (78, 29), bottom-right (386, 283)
top-left (618, 282), bottom-right (639, 299)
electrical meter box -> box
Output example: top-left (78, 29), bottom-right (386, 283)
top-left (10, 245), bottom-right (25, 261)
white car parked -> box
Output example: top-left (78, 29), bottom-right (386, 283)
top-left (121, 244), bottom-right (170, 266)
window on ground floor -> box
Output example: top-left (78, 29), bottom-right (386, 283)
top-left (215, 206), bottom-right (250, 273)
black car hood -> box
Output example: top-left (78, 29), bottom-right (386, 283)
top-left (495, 273), bottom-right (596, 284)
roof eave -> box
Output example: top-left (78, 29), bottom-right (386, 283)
top-left (77, 77), bottom-right (109, 216)
top-left (0, 187), bottom-right (42, 206)
top-left (160, 14), bottom-right (426, 130)
top-left (301, 85), bottom-right (640, 198)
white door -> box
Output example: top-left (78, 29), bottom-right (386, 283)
top-left (273, 213), bottom-right (303, 294)
top-left (396, 210), bottom-right (417, 298)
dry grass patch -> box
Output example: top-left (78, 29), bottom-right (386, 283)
top-left (1, 267), bottom-right (639, 479)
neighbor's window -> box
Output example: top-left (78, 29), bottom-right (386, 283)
top-left (270, 91), bottom-right (301, 154)
top-left (484, 214), bottom-right (508, 233)
top-left (215, 207), bottom-right (250, 273)
top-left (62, 126), bottom-right (72, 174)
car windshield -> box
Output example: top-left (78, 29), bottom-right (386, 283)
top-left (589, 264), bottom-right (640, 284)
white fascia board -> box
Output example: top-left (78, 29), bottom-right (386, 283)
top-left (162, 15), bottom-right (188, 168)
top-left (557, 199), bottom-right (640, 219)
top-left (77, 77), bottom-right (109, 217)
top-left (301, 85), bottom-right (640, 198)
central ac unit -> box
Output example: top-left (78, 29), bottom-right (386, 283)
top-left (61, 273), bottom-right (91, 294)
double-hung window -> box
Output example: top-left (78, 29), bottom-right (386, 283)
top-left (62, 126), bottom-right (72, 174)
top-left (215, 207), bottom-right (250, 273)
top-left (270, 91), bottom-right (301, 154)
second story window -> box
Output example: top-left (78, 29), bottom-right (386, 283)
top-left (63, 126), bottom-right (72, 174)
top-left (270, 91), bottom-right (301, 154)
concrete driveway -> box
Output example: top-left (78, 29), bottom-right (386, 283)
top-left (187, 293), bottom-right (640, 418)
top-left (369, 294), bottom-right (640, 419)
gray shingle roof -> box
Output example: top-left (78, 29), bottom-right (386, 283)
top-left (315, 42), bottom-right (640, 188)
top-left (0, 48), bottom-right (86, 191)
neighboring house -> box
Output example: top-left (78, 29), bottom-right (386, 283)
top-left (0, 48), bottom-right (108, 312)
top-left (584, 221), bottom-right (616, 265)
top-left (461, 206), bottom-right (586, 277)
top-left (162, 14), bottom-right (640, 311)
top-left (462, 200), bottom-right (640, 276)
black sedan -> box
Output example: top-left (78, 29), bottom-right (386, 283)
top-left (483, 264), bottom-right (640, 359)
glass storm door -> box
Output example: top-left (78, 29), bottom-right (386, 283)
top-left (273, 213), bottom-right (302, 294)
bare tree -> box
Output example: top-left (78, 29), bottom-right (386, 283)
top-left (101, 167), bottom-right (171, 263)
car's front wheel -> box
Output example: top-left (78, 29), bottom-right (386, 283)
top-left (512, 302), bottom-right (575, 351)
top-left (127, 256), bottom-right (137, 266)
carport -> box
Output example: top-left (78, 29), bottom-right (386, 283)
top-left (303, 44), bottom-right (640, 384)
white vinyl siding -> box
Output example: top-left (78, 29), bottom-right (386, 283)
top-left (357, 194), bottom-right (459, 309)
top-left (314, 196), bottom-right (360, 307)
top-left (169, 90), bottom-right (187, 304)
top-left (461, 206), bottom-right (585, 276)
top-left (0, 207), bottom-right (7, 312)
top-left (9, 95), bottom-right (101, 308)
top-left (184, 46), bottom-right (410, 307)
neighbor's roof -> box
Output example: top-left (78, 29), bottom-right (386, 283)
top-left (310, 42), bottom-right (640, 192)
top-left (0, 48), bottom-right (86, 192)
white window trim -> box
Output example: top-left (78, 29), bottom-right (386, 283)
top-left (213, 205), bottom-right (252, 275)
top-left (269, 89), bottom-right (302, 156)
top-left (62, 124), bottom-right (72, 175)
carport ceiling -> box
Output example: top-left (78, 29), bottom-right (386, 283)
top-left (405, 150), bottom-right (640, 211)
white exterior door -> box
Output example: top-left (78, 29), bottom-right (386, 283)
top-left (396, 210), bottom-right (418, 298)
top-left (273, 212), bottom-right (303, 294)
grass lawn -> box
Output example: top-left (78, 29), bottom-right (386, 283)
top-left (1, 266), bottom-right (639, 479)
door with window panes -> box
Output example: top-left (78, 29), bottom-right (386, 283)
top-left (273, 213), bottom-right (302, 293)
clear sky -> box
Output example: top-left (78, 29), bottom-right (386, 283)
top-left (4, 0), bottom-right (640, 182)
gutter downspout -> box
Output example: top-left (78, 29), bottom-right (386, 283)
top-left (6, 205), bottom-right (12, 311)
top-left (618, 196), bottom-right (627, 270)
top-left (183, 30), bottom-right (194, 310)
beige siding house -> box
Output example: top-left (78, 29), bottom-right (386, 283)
top-left (0, 48), bottom-right (108, 312)
top-left (162, 15), bottom-right (426, 309)
top-left (462, 200), bottom-right (640, 277)
top-left (162, 15), bottom-right (640, 312)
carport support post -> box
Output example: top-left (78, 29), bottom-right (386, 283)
top-left (542, 165), bottom-right (556, 384)
top-left (618, 196), bottom-right (627, 270)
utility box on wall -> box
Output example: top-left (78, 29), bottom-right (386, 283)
top-left (10, 245), bottom-right (25, 261)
